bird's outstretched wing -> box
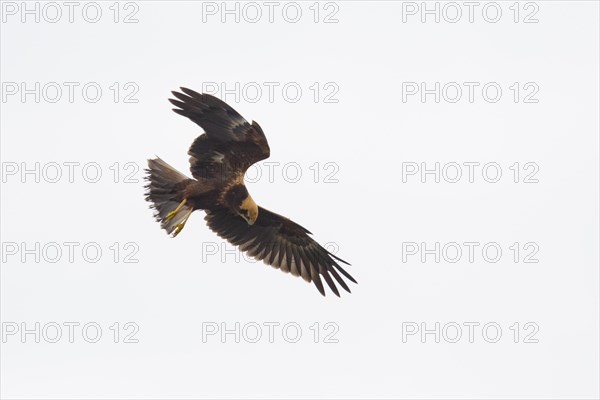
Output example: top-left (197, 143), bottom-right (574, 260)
top-left (204, 207), bottom-right (356, 297)
top-left (169, 87), bottom-right (270, 181)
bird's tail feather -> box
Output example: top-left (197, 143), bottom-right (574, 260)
top-left (144, 157), bottom-right (194, 235)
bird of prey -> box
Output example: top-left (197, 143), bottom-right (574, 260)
top-left (145, 88), bottom-right (356, 296)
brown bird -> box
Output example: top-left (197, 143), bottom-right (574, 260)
top-left (145, 88), bottom-right (356, 296)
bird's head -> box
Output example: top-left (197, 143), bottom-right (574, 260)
top-left (225, 185), bottom-right (258, 225)
top-left (239, 195), bottom-right (258, 225)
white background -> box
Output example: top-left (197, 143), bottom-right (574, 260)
top-left (1, 1), bottom-right (599, 399)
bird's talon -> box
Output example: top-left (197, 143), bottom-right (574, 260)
top-left (166, 199), bottom-right (187, 222)
top-left (172, 224), bottom-right (183, 237)
top-left (171, 209), bottom-right (192, 237)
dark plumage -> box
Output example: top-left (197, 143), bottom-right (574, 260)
top-left (145, 87), bottom-right (356, 296)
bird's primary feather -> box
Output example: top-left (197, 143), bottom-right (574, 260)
top-left (204, 207), bottom-right (356, 297)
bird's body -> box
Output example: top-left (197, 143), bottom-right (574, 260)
top-left (145, 88), bottom-right (356, 296)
